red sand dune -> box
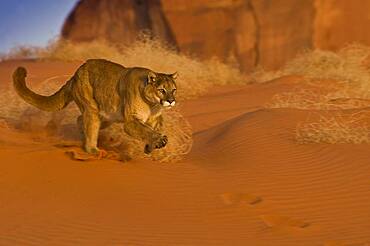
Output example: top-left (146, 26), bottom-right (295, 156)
top-left (0, 60), bottom-right (370, 245)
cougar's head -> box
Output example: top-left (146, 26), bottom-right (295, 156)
top-left (145, 71), bottom-right (178, 108)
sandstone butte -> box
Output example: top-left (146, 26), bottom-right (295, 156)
top-left (62, 0), bottom-right (370, 71)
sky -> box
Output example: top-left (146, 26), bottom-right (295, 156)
top-left (0, 0), bottom-right (77, 54)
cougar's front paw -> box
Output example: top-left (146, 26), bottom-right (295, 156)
top-left (144, 134), bottom-right (168, 154)
top-left (154, 134), bottom-right (168, 149)
top-left (85, 146), bottom-right (107, 158)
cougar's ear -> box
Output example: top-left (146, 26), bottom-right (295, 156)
top-left (170, 72), bottom-right (178, 80)
top-left (147, 71), bottom-right (157, 85)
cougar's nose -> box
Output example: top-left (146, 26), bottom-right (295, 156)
top-left (167, 99), bottom-right (176, 106)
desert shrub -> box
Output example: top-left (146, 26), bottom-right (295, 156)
top-left (268, 88), bottom-right (335, 110)
top-left (263, 45), bottom-right (370, 145)
top-left (0, 75), bottom-right (74, 123)
top-left (282, 45), bottom-right (370, 90)
top-left (268, 88), bottom-right (370, 110)
top-left (296, 113), bottom-right (370, 144)
top-left (250, 66), bottom-right (283, 83)
top-left (265, 44), bottom-right (370, 110)
top-left (99, 109), bottom-right (193, 162)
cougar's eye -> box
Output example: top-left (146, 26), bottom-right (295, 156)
top-left (158, 89), bottom-right (166, 94)
top-left (173, 88), bottom-right (177, 94)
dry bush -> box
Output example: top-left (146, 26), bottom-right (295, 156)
top-left (264, 44), bottom-right (370, 111)
top-left (0, 46), bottom-right (41, 60)
top-left (0, 75), bottom-right (74, 124)
top-left (99, 109), bottom-right (193, 162)
top-left (296, 113), bottom-right (370, 144)
top-left (264, 45), bottom-right (370, 144)
top-left (282, 44), bottom-right (370, 92)
top-left (268, 88), bottom-right (370, 110)
top-left (267, 88), bottom-right (334, 110)
top-left (250, 66), bottom-right (284, 83)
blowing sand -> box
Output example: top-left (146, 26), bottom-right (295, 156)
top-left (0, 60), bottom-right (370, 245)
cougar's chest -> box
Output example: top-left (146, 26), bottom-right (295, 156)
top-left (150, 104), bottom-right (162, 118)
top-left (133, 100), bottom-right (161, 123)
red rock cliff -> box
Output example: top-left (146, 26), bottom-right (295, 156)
top-left (62, 0), bottom-right (370, 71)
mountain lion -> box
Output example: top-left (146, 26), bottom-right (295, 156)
top-left (13, 59), bottom-right (177, 155)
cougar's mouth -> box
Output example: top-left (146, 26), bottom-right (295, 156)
top-left (161, 100), bottom-right (176, 107)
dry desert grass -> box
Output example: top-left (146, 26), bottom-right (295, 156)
top-left (264, 44), bottom-right (370, 144)
top-left (296, 113), bottom-right (370, 144)
top-left (268, 88), bottom-right (370, 110)
top-left (267, 44), bottom-right (370, 108)
top-left (257, 44), bottom-right (370, 91)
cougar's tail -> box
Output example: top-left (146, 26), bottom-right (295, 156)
top-left (13, 67), bottom-right (74, 112)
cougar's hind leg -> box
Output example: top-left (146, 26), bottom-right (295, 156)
top-left (81, 107), bottom-right (101, 154)
top-left (72, 72), bottom-right (102, 154)
top-left (76, 115), bottom-right (84, 139)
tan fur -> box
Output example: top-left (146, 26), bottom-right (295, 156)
top-left (13, 59), bottom-right (177, 154)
